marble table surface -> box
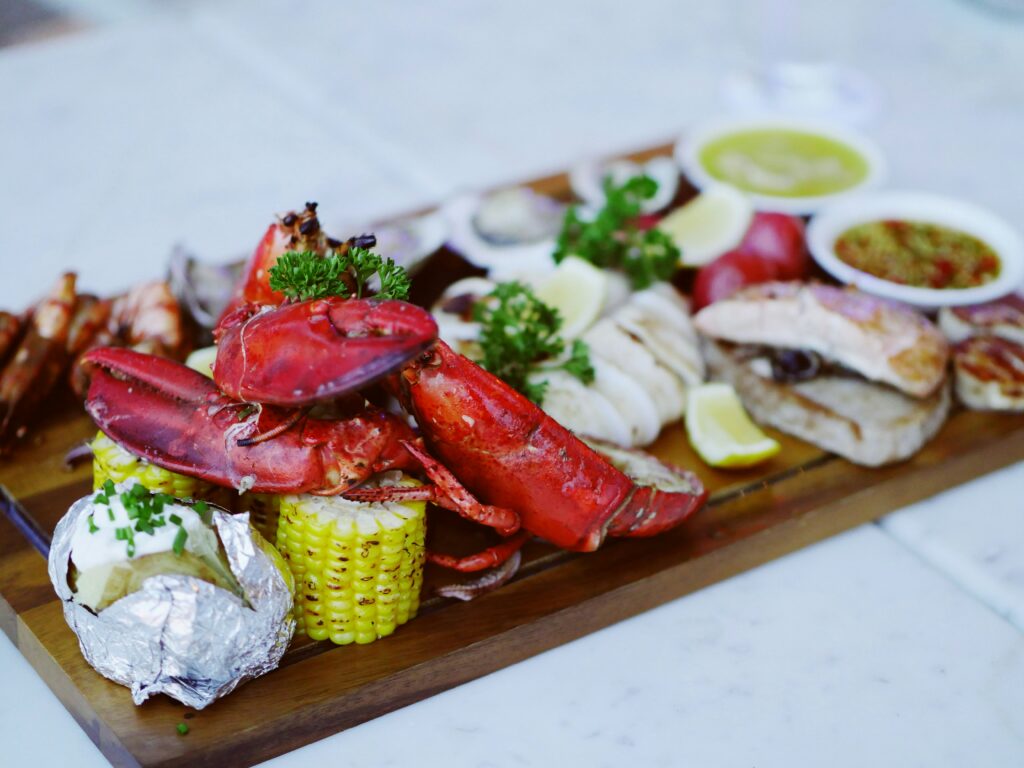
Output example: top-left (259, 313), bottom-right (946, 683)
top-left (1, 1), bottom-right (1022, 766)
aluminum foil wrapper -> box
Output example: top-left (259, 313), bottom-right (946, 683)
top-left (48, 496), bottom-right (295, 709)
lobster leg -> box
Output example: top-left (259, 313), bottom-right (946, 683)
top-left (342, 439), bottom-right (520, 536)
top-left (426, 531), bottom-right (531, 572)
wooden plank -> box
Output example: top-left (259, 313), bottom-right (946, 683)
top-left (1, 141), bottom-right (1022, 767)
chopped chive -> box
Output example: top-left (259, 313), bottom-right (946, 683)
top-left (173, 527), bottom-right (188, 556)
top-left (169, 513), bottom-right (182, 526)
top-left (103, 479), bottom-right (116, 497)
top-left (107, 507), bottom-right (115, 521)
top-left (87, 514), bottom-right (99, 534)
top-left (176, 722), bottom-right (189, 736)
top-left (193, 500), bottom-right (209, 514)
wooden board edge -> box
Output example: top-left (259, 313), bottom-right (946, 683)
top-left (103, 423), bottom-right (1024, 767)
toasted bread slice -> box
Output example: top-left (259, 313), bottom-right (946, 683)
top-left (702, 339), bottom-right (951, 466)
top-left (694, 282), bottom-right (949, 398)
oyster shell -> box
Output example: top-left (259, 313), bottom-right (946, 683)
top-left (443, 190), bottom-right (564, 280)
top-left (471, 187), bottom-right (566, 246)
top-left (569, 155), bottom-right (680, 213)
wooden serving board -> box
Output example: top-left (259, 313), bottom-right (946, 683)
top-left (3, 143), bottom-right (1024, 768)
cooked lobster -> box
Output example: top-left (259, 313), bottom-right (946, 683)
top-left (84, 205), bottom-right (707, 574)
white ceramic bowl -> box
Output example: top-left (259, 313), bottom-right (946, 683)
top-left (807, 191), bottom-right (1024, 308)
top-left (676, 116), bottom-right (886, 215)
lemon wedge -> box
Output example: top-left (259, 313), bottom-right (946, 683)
top-left (535, 255), bottom-right (609, 339)
top-left (185, 345), bottom-right (218, 379)
top-left (659, 184), bottom-right (753, 267)
top-left (685, 382), bottom-right (780, 468)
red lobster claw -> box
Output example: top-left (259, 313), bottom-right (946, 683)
top-left (214, 297), bottom-right (438, 406)
top-left (82, 346), bottom-right (419, 494)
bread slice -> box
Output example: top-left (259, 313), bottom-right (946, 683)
top-left (702, 339), bottom-right (951, 466)
top-left (694, 282), bottom-right (949, 398)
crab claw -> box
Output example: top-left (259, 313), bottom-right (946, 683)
top-left (214, 297), bottom-right (438, 406)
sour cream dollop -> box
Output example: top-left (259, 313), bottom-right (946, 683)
top-left (69, 479), bottom-right (218, 572)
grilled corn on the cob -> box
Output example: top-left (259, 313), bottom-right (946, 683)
top-left (277, 476), bottom-right (426, 645)
top-left (91, 431), bottom-right (208, 499)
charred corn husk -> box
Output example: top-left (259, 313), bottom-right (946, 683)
top-left (90, 431), bottom-right (208, 499)
top-left (276, 475), bottom-right (426, 645)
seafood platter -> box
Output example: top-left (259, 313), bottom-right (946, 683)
top-left (2, 121), bottom-right (1024, 767)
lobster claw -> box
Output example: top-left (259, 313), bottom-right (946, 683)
top-left (82, 346), bottom-right (422, 494)
top-left (214, 297), bottom-right (438, 406)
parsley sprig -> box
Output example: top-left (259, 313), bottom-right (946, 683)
top-left (268, 246), bottom-right (411, 302)
top-left (473, 282), bottom-right (595, 404)
top-left (553, 175), bottom-right (679, 289)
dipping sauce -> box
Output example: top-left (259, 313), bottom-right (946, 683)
top-left (698, 128), bottom-right (870, 198)
top-left (835, 220), bottom-right (1001, 289)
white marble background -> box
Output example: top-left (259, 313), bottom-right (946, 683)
top-left (1, 1), bottom-right (1022, 766)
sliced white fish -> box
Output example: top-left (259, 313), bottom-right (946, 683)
top-left (632, 284), bottom-right (695, 336)
top-left (585, 356), bottom-right (663, 446)
top-left (613, 302), bottom-right (704, 387)
top-left (530, 369), bottom-right (633, 445)
top-left (585, 319), bottom-right (687, 426)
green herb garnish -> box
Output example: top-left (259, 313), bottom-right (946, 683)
top-left (472, 282), bottom-right (595, 404)
top-left (87, 514), bottom-right (99, 534)
top-left (172, 527), bottom-right (188, 557)
top-left (268, 246), bottom-right (411, 302)
top-left (553, 175), bottom-right (679, 289)
top-left (114, 526), bottom-right (136, 557)
top-left (176, 722), bottom-right (189, 736)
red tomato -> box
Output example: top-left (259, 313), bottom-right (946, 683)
top-left (736, 212), bottom-right (808, 279)
top-left (692, 250), bottom-right (779, 311)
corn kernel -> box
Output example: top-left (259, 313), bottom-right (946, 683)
top-left (91, 431), bottom-right (208, 499)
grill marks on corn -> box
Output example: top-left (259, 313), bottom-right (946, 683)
top-left (276, 490), bottom-right (426, 645)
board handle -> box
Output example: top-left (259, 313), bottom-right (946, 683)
top-left (0, 485), bottom-right (51, 558)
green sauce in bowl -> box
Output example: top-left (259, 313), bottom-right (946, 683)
top-left (698, 128), bottom-right (871, 198)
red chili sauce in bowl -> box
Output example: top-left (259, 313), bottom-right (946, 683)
top-left (834, 220), bottom-right (1001, 289)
